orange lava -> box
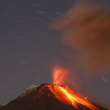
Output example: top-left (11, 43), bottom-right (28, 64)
top-left (47, 84), bottom-right (99, 110)
top-left (52, 67), bottom-right (68, 85)
top-left (50, 66), bottom-right (99, 110)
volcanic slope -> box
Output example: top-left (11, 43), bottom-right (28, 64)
top-left (0, 83), bottom-right (107, 110)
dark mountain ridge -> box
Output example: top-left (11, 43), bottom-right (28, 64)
top-left (0, 83), bottom-right (107, 110)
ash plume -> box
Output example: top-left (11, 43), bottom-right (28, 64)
top-left (51, 0), bottom-right (110, 75)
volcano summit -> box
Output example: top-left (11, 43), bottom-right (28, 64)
top-left (0, 83), bottom-right (107, 110)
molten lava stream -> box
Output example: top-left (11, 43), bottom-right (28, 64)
top-left (48, 85), bottom-right (99, 110)
top-left (51, 67), bottom-right (99, 110)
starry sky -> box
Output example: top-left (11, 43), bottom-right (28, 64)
top-left (0, 0), bottom-right (110, 109)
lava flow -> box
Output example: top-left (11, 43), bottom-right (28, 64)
top-left (0, 68), bottom-right (107, 110)
top-left (47, 67), bottom-right (99, 110)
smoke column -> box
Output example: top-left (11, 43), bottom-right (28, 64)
top-left (51, 0), bottom-right (110, 75)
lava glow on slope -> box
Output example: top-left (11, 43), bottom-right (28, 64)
top-left (47, 84), bottom-right (99, 110)
top-left (29, 67), bottom-right (99, 110)
top-left (48, 67), bottom-right (99, 110)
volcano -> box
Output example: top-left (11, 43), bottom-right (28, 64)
top-left (0, 83), bottom-right (107, 110)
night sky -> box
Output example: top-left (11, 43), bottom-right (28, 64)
top-left (0, 0), bottom-right (110, 109)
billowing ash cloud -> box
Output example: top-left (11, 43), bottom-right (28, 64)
top-left (51, 0), bottom-right (110, 75)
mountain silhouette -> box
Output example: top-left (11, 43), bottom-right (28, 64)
top-left (0, 83), bottom-right (107, 110)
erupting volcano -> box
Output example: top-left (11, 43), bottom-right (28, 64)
top-left (0, 67), bottom-right (107, 110)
